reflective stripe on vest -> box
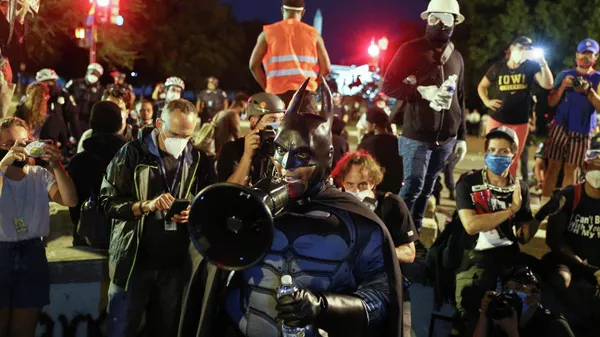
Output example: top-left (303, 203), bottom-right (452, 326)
top-left (267, 55), bottom-right (318, 64)
top-left (266, 68), bottom-right (319, 79)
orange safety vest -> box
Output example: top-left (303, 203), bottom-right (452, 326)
top-left (263, 19), bottom-right (319, 95)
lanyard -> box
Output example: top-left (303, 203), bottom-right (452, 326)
top-left (156, 152), bottom-right (185, 195)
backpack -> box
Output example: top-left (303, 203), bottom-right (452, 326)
top-left (76, 153), bottom-right (111, 250)
top-left (192, 111), bottom-right (229, 157)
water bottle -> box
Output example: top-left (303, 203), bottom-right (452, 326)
top-left (277, 275), bottom-right (312, 337)
top-left (430, 74), bottom-right (458, 112)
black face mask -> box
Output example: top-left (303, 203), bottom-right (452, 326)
top-left (426, 23), bottom-right (454, 46)
top-left (274, 78), bottom-right (334, 199)
top-left (0, 149), bottom-right (27, 168)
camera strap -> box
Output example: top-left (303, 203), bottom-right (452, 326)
top-left (156, 151), bottom-right (185, 196)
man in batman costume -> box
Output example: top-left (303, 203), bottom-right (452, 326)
top-left (179, 78), bottom-right (403, 337)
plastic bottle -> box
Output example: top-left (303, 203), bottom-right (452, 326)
top-left (277, 275), bottom-right (313, 337)
top-left (430, 74), bottom-right (458, 111)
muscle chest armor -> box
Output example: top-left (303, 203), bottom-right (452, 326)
top-left (224, 205), bottom-right (360, 337)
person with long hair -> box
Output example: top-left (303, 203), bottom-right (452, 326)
top-left (0, 117), bottom-right (77, 337)
top-left (15, 82), bottom-right (68, 147)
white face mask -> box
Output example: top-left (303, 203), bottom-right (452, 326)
top-left (164, 137), bottom-right (188, 158)
top-left (166, 91), bottom-right (180, 102)
top-left (86, 74), bottom-right (99, 84)
top-left (347, 189), bottom-right (371, 201)
top-left (586, 170), bottom-right (600, 189)
top-left (510, 50), bottom-right (523, 64)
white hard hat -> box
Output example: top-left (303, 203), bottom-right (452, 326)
top-left (36, 68), bottom-right (59, 82)
top-left (421, 0), bottom-right (465, 25)
top-left (87, 63), bottom-right (104, 75)
top-left (165, 76), bottom-right (185, 90)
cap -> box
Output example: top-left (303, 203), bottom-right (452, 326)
top-left (577, 38), bottom-right (600, 54)
top-left (486, 126), bottom-right (519, 148)
top-left (247, 92), bottom-right (286, 118)
top-left (366, 107), bottom-right (390, 128)
top-left (512, 36), bottom-right (533, 48)
top-left (283, 0), bottom-right (304, 10)
top-left (87, 63), bottom-right (104, 76)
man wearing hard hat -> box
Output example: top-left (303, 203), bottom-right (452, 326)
top-left (382, 0), bottom-right (467, 237)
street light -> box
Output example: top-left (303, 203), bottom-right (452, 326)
top-left (368, 41), bottom-right (380, 57)
top-left (75, 28), bottom-right (86, 39)
top-left (116, 15), bottom-right (124, 26)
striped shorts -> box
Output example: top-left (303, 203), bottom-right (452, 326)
top-left (543, 123), bottom-right (591, 166)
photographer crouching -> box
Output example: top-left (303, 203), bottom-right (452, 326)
top-left (217, 92), bottom-right (286, 185)
top-left (474, 266), bottom-right (574, 337)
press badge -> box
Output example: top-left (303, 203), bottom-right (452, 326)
top-left (13, 217), bottom-right (28, 235)
top-left (164, 220), bottom-right (177, 231)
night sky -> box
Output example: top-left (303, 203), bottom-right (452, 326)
top-left (222, 0), bottom-right (426, 64)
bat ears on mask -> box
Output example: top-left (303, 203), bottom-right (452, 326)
top-left (284, 77), bottom-right (333, 124)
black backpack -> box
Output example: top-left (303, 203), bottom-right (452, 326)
top-left (76, 153), bottom-right (111, 250)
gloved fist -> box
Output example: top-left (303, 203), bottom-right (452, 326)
top-left (535, 192), bottom-right (566, 221)
top-left (276, 288), bottom-right (325, 327)
top-left (453, 140), bottom-right (467, 165)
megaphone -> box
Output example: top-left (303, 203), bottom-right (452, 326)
top-left (188, 177), bottom-right (289, 271)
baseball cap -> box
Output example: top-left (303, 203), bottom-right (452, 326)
top-left (577, 38), bottom-right (600, 54)
top-left (486, 126), bottom-right (519, 148)
top-left (512, 36), bottom-right (533, 48)
top-left (366, 107), bottom-right (390, 128)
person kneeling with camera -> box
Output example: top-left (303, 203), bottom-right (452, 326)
top-left (474, 266), bottom-right (574, 337)
top-left (217, 92), bottom-right (286, 185)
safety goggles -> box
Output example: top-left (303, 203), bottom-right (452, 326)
top-left (584, 149), bottom-right (600, 163)
top-left (428, 12), bottom-right (455, 27)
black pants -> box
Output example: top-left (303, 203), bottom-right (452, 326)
top-left (277, 90), bottom-right (318, 113)
top-left (107, 266), bottom-right (184, 337)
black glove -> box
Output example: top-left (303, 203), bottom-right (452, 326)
top-left (276, 289), bottom-right (324, 327)
top-left (535, 192), bottom-right (566, 222)
top-left (276, 290), bottom-right (369, 336)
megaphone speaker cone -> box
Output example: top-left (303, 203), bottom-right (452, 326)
top-left (188, 183), bottom-right (275, 271)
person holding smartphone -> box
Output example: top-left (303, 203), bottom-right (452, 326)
top-left (99, 99), bottom-right (216, 337)
top-left (0, 117), bottom-right (77, 337)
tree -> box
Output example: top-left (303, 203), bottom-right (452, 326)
top-left (139, 0), bottom-right (245, 91)
top-left (25, 0), bottom-right (146, 70)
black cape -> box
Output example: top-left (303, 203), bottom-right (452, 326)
top-left (178, 186), bottom-right (404, 337)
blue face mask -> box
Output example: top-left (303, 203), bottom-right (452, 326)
top-left (516, 291), bottom-right (530, 313)
top-left (485, 154), bottom-right (513, 175)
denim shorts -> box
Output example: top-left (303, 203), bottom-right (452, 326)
top-left (0, 238), bottom-right (50, 308)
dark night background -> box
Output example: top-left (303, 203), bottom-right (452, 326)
top-left (222, 0), bottom-right (424, 64)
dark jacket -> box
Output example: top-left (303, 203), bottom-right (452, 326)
top-left (382, 37), bottom-right (466, 144)
top-left (67, 133), bottom-right (127, 225)
top-left (65, 78), bottom-right (104, 132)
top-left (358, 133), bottom-right (404, 194)
top-left (99, 127), bottom-right (216, 289)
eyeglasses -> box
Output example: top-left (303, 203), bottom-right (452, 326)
top-left (428, 12), bottom-right (455, 27)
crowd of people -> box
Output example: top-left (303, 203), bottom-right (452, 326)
top-left (0, 0), bottom-right (599, 336)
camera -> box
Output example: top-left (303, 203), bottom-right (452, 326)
top-left (572, 76), bottom-right (586, 89)
top-left (258, 124), bottom-right (277, 157)
top-left (486, 291), bottom-right (522, 320)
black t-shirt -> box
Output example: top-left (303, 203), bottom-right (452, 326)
top-left (375, 192), bottom-right (419, 247)
top-left (216, 138), bottom-right (273, 184)
top-left (455, 170), bottom-right (533, 252)
top-left (138, 149), bottom-right (190, 268)
top-left (559, 184), bottom-right (600, 268)
top-left (485, 60), bottom-right (541, 125)
top-left (358, 133), bottom-right (404, 194)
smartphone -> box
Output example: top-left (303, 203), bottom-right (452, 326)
top-left (25, 140), bottom-right (52, 158)
top-left (165, 199), bottom-right (191, 220)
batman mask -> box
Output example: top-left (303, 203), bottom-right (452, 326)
top-left (274, 78), bottom-right (334, 199)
